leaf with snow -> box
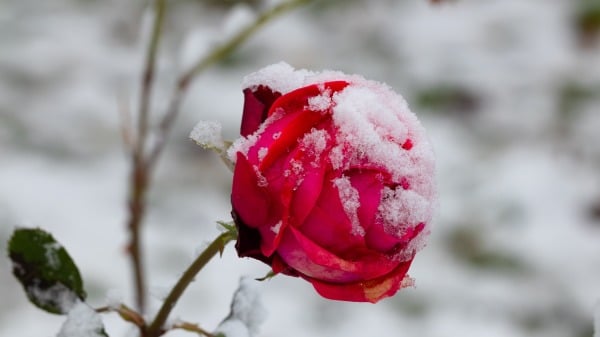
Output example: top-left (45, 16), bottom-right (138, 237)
top-left (8, 227), bottom-right (86, 314)
top-left (57, 301), bottom-right (108, 337)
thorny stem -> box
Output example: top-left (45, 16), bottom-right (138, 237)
top-left (147, 231), bottom-right (236, 337)
top-left (127, 0), bottom-right (167, 315)
top-left (147, 0), bottom-right (313, 168)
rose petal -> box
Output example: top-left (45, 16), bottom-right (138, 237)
top-left (299, 172), bottom-right (364, 254)
top-left (347, 170), bottom-right (385, 233)
top-left (267, 81), bottom-right (349, 118)
top-left (277, 227), bottom-right (397, 283)
top-left (231, 153), bottom-right (270, 228)
top-left (309, 259), bottom-right (413, 303)
top-left (241, 86), bottom-right (281, 136)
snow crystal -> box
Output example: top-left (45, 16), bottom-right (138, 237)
top-left (257, 147), bottom-right (268, 162)
top-left (253, 165), bottom-right (268, 187)
top-left (57, 301), bottom-right (105, 337)
top-left (216, 277), bottom-right (267, 337)
top-left (300, 128), bottom-right (329, 163)
top-left (378, 187), bottom-right (431, 233)
top-left (29, 282), bottom-right (79, 313)
top-left (242, 62), bottom-right (311, 94)
top-left (331, 85), bottom-right (414, 179)
top-left (44, 241), bottom-right (62, 269)
top-left (332, 176), bottom-right (364, 236)
top-left (270, 221), bottom-right (282, 234)
top-left (307, 90), bottom-right (333, 112)
top-left (190, 120), bottom-right (224, 149)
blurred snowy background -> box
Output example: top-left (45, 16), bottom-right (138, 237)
top-left (2, 0), bottom-right (600, 336)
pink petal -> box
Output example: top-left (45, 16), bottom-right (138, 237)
top-left (240, 86), bottom-right (281, 136)
top-left (299, 172), bottom-right (364, 254)
top-left (231, 153), bottom-right (270, 228)
top-left (309, 259), bottom-right (413, 303)
top-left (347, 170), bottom-right (385, 233)
top-left (277, 227), bottom-right (397, 283)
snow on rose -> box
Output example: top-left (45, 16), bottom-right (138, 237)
top-left (228, 62), bottom-right (436, 303)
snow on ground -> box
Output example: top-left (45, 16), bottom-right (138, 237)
top-left (1, 0), bottom-right (600, 337)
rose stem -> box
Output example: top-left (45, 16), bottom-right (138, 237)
top-left (146, 231), bottom-right (236, 337)
top-left (126, 0), bottom-right (167, 315)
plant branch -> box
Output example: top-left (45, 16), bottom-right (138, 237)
top-left (147, 231), bottom-right (236, 337)
top-left (139, 0), bottom-right (167, 151)
top-left (171, 321), bottom-right (217, 337)
top-left (96, 303), bottom-right (146, 329)
top-left (126, 0), bottom-right (167, 315)
top-left (146, 0), bottom-right (313, 169)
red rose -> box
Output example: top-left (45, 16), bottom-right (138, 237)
top-left (229, 63), bottom-right (436, 303)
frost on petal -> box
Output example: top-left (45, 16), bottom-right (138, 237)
top-left (190, 120), bottom-right (224, 149)
top-left (332, 176), bottom-right (364, 236)
top-left (57, 301), bottom-right (106, 337)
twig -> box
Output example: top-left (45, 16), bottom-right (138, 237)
top-left (126, 0), bottom-right (167, 315)
top-left (146, 0), bottom-right (313, 169)
top-left (147, 231), bottom-right (236, 337)
top-left (96, 303), bottom-right (146, 329)
top-left (171, 321), bottom-right (217, 337)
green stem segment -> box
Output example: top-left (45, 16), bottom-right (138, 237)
top-left (147, 232), bottom-right (236, 337)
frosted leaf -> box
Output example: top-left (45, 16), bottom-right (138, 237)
top-left (333, 176), bottom-right (364, 236)
top-left (44, 242), bottom-right (62, 269)
top-left (190, 120), bottom-right (224, 149)
top-left (57, 301), bottom-right (106, 337)
top-left (30, 283), bottom-right (79, 313)
top-left (217, 277), bottom-right (267, 337)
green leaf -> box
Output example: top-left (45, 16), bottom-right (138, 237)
top-left (8, 227), bottom-right (86, 314)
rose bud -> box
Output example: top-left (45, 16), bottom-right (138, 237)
top-left (228, 63), bottom-right (436, 303)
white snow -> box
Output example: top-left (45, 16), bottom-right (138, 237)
top-left (29, 283), bottom-right (79, 314)
top-left (190, 120), bottom-right (225, 150)
top-left (57, 301), bottom-right (105, 337)
top-left (44, 241), bottom-right (63, 269)
top-left (216, 277), bottom-right (267, 337)
top-left (270, 221), bottom-right (282, 234)
top-left (307, 89), bottom-right (333, 112)
top-left (332, 176), bottom-right (364, 236)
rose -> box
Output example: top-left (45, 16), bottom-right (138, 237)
top-left (229, 63), bottom-right (436, 303)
